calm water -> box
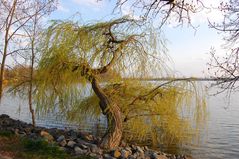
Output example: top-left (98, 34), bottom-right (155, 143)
top-left (0, 83), bottom-right (239, 159)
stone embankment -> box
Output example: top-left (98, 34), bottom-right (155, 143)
top-left (0, 114), bottom-right (192, 159)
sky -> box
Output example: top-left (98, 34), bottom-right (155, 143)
top-left (49, 0), bottom-right (226, 78)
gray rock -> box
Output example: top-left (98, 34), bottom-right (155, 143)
top-left (57, 135), bottom-right (65, 142)
top-left (74, 146), bottom-right (87, 155)
top-left (76, 138), bottom-right (89, 145)
top-left (67, 140), bottom-right (76, 147)
top-left (89, 144), bottom-right (102, 154)
top-left (89, 153), bottom-right (98, 158)
top-left (76, 139), bottom-right (101, 154)
top-left (78, 144), bottom-right (88, 149)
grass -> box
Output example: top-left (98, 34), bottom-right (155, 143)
top-left (0, 130), bottom-right (15, 137)
top-left (0, 131), bottom-right (95, 159)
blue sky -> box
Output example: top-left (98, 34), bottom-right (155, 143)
top-left (49, 0), bottom-right (225, 77)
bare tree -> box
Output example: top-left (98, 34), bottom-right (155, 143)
top-left (115, 0), bottom-right (206, 27)
top-left (21, 0), bottom-right (56, 127)
top-left (208, 0), bottom-right (239, 93)
top-left (0, 0), bottom-right (56, 100)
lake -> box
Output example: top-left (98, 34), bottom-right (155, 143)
top-left (0, 82), bottom-right (239, 159)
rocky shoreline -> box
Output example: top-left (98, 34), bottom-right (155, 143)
top-left (0, 114), bottom-right (192, 159)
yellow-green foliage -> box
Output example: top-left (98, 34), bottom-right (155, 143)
top-left (34, 17), bottom-right (207, 147)
top-left (35, 17), bottom-right (168, 112)
top-left (67, 80), bottom-right (207, 146)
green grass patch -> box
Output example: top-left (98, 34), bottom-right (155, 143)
top-left (0, 130), bottom-right (14, 137)
top-left (0, 135), bottom-right (95, 159)
top-left (22, 138), bottom-right (66, 157)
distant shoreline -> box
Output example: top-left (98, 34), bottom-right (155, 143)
top-left (124, 77), bottom-right (234, 82)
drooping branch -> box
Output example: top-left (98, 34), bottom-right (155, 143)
top-left (123, 79), bottom-right (193, 121)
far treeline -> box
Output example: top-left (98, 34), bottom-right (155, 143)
top-left (0, 0), bottom-right (239, 150)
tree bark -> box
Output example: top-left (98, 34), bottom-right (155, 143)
top-left (28, 69), bottom-right (36, 127)
top-left (91, 77), bottom-right (123, 149)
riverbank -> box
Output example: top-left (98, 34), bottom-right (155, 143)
top-left (0, 114), bottom-right (192, 159)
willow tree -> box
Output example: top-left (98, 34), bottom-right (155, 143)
top-left (36, 18), bottom-right (206, 149)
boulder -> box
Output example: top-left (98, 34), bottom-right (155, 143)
top-left (89, 143), bottom-right (102, 154)
top-left (74, 146), bottom-right (87, 155)
top-left (56, 135), bottom-right (65, 142)
top-left (78, 144), bottom-right (88, 149)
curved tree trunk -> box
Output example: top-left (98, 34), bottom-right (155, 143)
top-left (91, 77), bottom-right (123, 149)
